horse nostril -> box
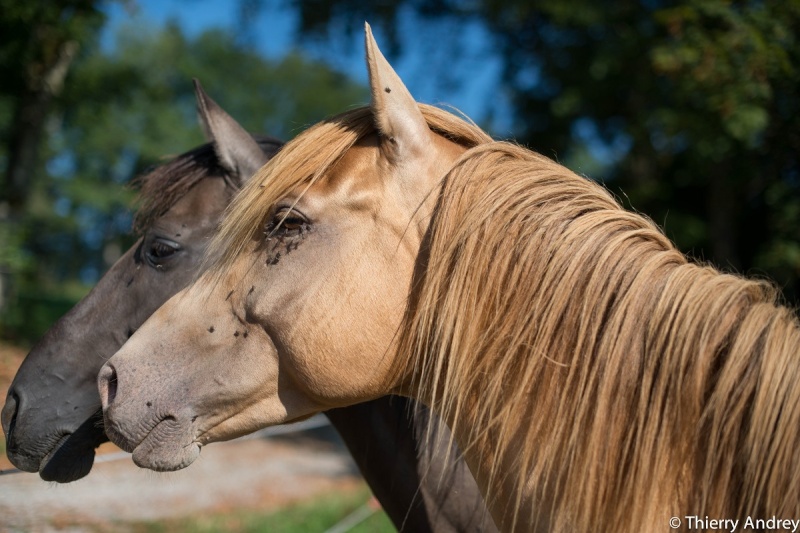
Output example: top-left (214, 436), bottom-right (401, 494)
top-left (97, 364), bottom-right (118, 410)
top-left (1, 390), bottom-right (20, 442)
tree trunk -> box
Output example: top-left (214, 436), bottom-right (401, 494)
top-left (1, 39), bottom-right (78, 215)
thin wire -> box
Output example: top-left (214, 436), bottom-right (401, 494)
top-left (323, 498), bottom-right (381, 533)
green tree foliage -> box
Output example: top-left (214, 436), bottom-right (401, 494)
top-left (295, 0), bottom-right (800, 303)
top-left (1, 19), bottom-right (367, 342)
top-left (0, 0), bottom-right (112, 341)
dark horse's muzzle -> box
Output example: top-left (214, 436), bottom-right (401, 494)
top-left (2, 384), bottom-right (107, 482)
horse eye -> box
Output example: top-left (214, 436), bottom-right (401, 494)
top-left (281, 216), bottom-right (305, 232)
top-left (266, 208), bottom-right (309, 237)
top-left (145, 238), bottom-right (180, 267)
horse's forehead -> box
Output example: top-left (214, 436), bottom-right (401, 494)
top-left (304, 130), bottom-right (458, 200)
top-left (299, 135), bottom-right (384, 208)
top-left (161, 176), bottom-right (229, 224)
top-left (321, 135), bottom-right (382, 191)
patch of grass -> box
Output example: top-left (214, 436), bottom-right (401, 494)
top-left (124, 486), bottom-right (395, 533)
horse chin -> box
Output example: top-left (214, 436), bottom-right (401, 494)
top-left (129, 417), bottom-right (201, 472)
top-left (38, 412), bottom-right (108, 483)
top-left (38, 433), bottom-right (96, 482)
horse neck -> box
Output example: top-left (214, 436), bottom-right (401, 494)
top-left (395, 140), bottom-right (800, 530)
top-left (540, 257), bottom-right (800, 530)
top-left (449, 395), bottom-right (540, 532)
top-left (462, 261), bottom-right (800, 531)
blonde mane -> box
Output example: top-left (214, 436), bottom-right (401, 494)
top-left (208, 104), bottom-right (491, 274)
top-left (398, 141), bottom-right (800, 530)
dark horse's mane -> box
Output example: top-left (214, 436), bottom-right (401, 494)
top-left (132, 136), bottom-right (283, 233)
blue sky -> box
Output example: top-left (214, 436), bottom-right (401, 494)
top-left (103, 0), bottom-right (512, 134)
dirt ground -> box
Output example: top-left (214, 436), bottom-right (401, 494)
top-left (0, 344), bottom-right (368, 532)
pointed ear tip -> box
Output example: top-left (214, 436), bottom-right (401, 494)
top-left (193, 79), bottom-right (207, 102)
top-left (364, 22), bottom-right (381, 63)
top-left (364, 22), bottom-right (373, 52)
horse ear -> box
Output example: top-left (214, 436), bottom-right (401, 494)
top-left (194, 79), bottom-right (268, 185)
top-left (364, 23), bottom-right (429, 161)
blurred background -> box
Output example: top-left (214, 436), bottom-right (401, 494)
top-left (1, 0), bottom-right (799, 344)
top-left (0, 0), bottom-right (798, 530)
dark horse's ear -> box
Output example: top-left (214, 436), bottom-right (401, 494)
top-left (194, 79), bottom-right (268, 186)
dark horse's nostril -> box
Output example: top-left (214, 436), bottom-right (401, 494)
top-left (98, 364), bottom-right (118, 410)
top-left (1, 390), bottom-right (20, 443)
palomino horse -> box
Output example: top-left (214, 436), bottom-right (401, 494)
top-left (1, 82), bottom-right (494, 532)
top-left (98, 25), bottom-right (800, 532)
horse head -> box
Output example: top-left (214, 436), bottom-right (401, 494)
top-left (1, 82), bottom-right (275, 481)
top-left (97, 24), bottom-right (488, 470)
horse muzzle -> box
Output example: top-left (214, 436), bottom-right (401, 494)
top-left (99, 361), bottom-right (201, 472)
top-left (2, 388), bottom-right (104, 481)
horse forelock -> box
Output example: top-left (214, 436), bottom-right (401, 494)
top-left (396, 141), bottom-right (800, 531)
top-left (132, 136), bottom-right (282, 234)
top-left (206, 104), bottom-right (492, 279)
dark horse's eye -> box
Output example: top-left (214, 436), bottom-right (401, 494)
top-left (145, 238), bottom-right (180, 268)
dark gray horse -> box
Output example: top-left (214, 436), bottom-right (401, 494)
top-left (1, 82), bottom-right (495, 532)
